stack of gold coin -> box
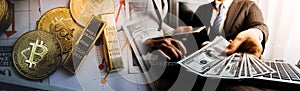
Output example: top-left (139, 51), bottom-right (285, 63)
top-left (12, 30), bottom-right (62, 80)
top-left (0, 0), bottom-right (13, 34)
top-left (12, 7), bottom-right (83, 80)
top-left (38, 7), bottom-right (79, 53)
top-left (12, 0), bottom-right (116, 78)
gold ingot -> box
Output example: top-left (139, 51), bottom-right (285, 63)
top-left (12, 30), bottom-right (62, 80)
top-left (63, 16), bottom-right (107, 74)
top-left (38, 7), bottom-right (77, 53)
top-left (101, 14), bottom-right (124, 72)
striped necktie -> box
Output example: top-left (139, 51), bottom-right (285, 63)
top-left (209, 3), bottom-right (224, 40)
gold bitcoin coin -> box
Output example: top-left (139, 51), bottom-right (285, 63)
top-left (38, 7), bottom-right (76, 53)
top-left (0, 1), bottom-right (12, 33)
top-left (70, 0), bottom-right (114, 27)
top-left (0, 0), bottom-right (8, 33)
top-left (12, 30), bottom-right (62, 80)
top-left (0, 0), bottom-right (8, 21)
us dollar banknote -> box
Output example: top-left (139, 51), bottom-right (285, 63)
top-left (178, 36), bottom-right (277, 79)
top-left (177, 36), bottom-right (229, 76)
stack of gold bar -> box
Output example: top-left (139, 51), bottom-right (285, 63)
top-left (11, 0), bottom-right (122, 80)
top-left (63, 0), bottom-right (123, 73)
top-left (0, 0), bottom-right (13, 34)
top-left (63, 16), bottom-right (107, 74)
top-left (101, 14), bottom-right (124, 72)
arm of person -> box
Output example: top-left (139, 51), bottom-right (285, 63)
top-left (135, 21), bottom-right (189, 60)
top-left (144, 37), bottom-right (187, 60)
top-left (225, 1), bottom-right (268, 58)
top-left (225, 28), bottom-right (264, 58)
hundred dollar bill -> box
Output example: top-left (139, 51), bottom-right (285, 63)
top-left (177, 36), bottom-right (229, 76)
top-left (239, 54), bottom-right (247, 78)
top-left (219, 53), bottom-right (243, 78)
top-left (250, 54), bottom-right (276, 73)
top-left (246, 53), bottom-right (262, 77)
top-left (204, 54), bottom-right (234, 77)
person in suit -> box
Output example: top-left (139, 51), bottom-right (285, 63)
top-left (130, 0), bottom-right (269, 90)
top-left (190, 0), bottom-right (268, 58)
top-left (186, 0), bottom-right (270, 90)
top-left (143, 0), bottom-right (267, 61)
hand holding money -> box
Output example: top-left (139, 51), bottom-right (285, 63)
top-left (225, 29), bottom-right (264, 58)
top-left (178, 36), bottom-right (275, 79)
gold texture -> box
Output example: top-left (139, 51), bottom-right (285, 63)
top-left (63, 16), bottom-right (107, 74)
top-left (70, 0), bottom-right (114, 27)
top-left (0, 0), bottom-right (12, 33)
top-left (102, 14), bottom-right (123, 72)
top-left (38, 7), bottom-right (76, 53)
top-left (12, 30), bottom-right (62, 80)
top-left (0, 0), bottom-right (7, 22)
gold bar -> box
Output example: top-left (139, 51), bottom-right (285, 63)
top-left (63, 16), bottom-right (107, 74)
top-left (101, 14), bottom-right (124, 72)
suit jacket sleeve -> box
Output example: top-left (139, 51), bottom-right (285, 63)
top-left (247, 1), bottom-right (269, 51)
top-left (224, 0), bottom-right (269, 53)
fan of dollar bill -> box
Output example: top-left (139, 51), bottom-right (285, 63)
top-left (178, 36), bottom-right (276, 79)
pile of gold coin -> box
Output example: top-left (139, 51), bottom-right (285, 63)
top-left (0, 0), bottom-right (13, 34)
top-left (12, 0), bottom-right (115, 79)
top-left (12, 6), bottom-right (84, 79)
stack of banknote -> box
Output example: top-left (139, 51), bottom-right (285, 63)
top-left (178, 36), bottom-right (276, 79)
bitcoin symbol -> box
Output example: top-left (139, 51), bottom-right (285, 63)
top-left (50, 17), bottom-right (74, 40)
top-left (21, 40), bottom-right (48, 69)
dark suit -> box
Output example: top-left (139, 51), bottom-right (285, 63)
top-left (179, 0), bottom-right (273, 90)
top-left (153, 0), bottom-right (271, 90)
top-left (180, 0), bottom-right (269, 52)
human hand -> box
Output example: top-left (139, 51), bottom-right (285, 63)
top-left (144, 38), bottom-right (187, 60)
top-left (225, 29), bottom-right (264, 58)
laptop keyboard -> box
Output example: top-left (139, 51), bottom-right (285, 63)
top-left (257, 61), bottom-right (300, 83)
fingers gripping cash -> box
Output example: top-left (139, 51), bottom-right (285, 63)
top-left (144, 27), bottom-right (263, 62)
top-left (225, 29), bottom-right (264, 58)
top-left (177, 36), bottom-right (276, 79)
top-left (137, 24), bottom-right (272, 79)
